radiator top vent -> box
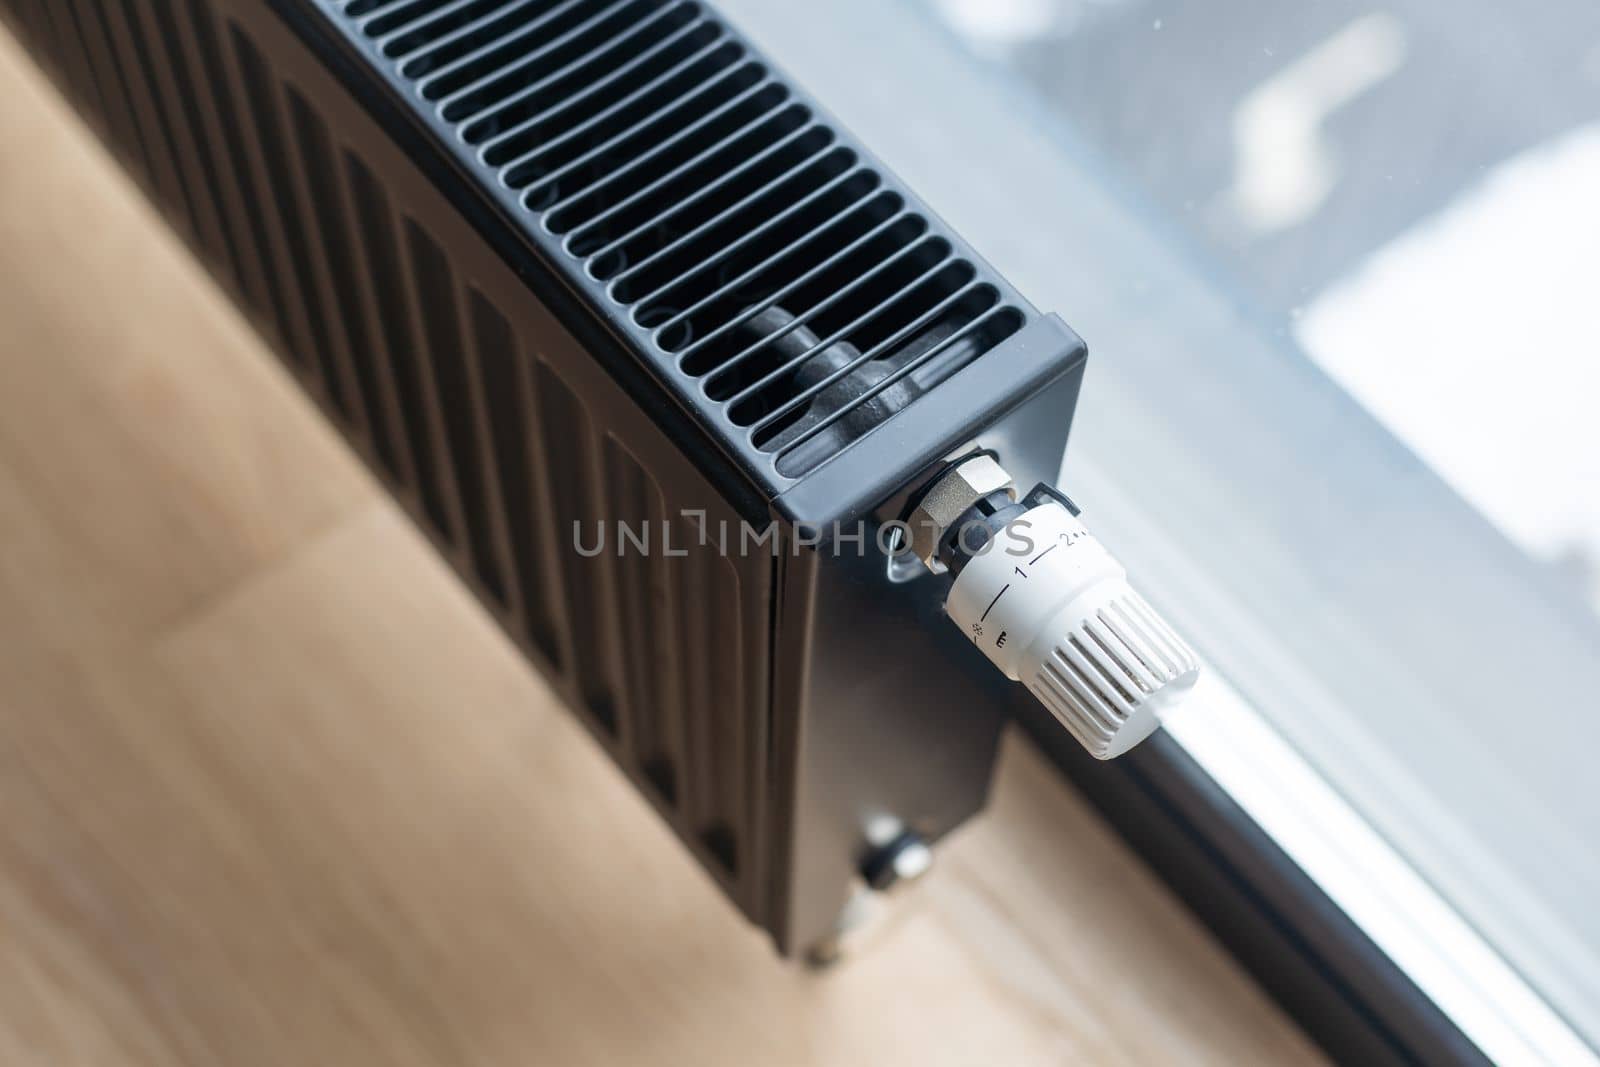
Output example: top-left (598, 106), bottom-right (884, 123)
top-left (324, 0), bottom-right (1031, 484)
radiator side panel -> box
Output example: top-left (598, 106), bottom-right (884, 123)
top-left (771, 350), bottom-right (1085, 953)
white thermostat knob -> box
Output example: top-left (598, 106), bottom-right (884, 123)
top-left (944, 499), bottom-right (1200, 758)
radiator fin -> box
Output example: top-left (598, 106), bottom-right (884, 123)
top-left (536, 363), bottom-right (619, 734)
top-left (143, 0), bottom-right (245, 289)
top-left (228, 27), bottom-right (334, 391)
top-left (602, 436), bottom-right (681, 803)
top-left (38, 5), bottom-right (110, 157)
top-left (290, 91), bottom-right (415, 483)
top-left (328, 0), bottom-right (1030, 478)
top-left (599, 439), bottom-right (747, 880)
top-left (68, 1), bottom-right (157, 192)
top-left (402, 218), bottom-right (520, 604)
top-left (180, 0), bottom-right (295, 355)
top-left (103, 0), bottom-right (199, 243)
top-left (467, 291), bottom-right (566, 667)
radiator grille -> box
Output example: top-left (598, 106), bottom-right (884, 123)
top-left (324, 0), bottom-right (1030, 479)
top-left (0, 0), bottom-right (762, 894)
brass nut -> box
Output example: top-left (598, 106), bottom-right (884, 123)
top-left (906, 455), bottom-right (1014, 569)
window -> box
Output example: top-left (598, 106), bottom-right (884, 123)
top-left (725, 0), bottom-right (1600, 1060)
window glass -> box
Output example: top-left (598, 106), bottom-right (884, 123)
top-left (721, 0), bottom-right (1600, 1053)
top-left (923, 0), bottom-right (1600, 612)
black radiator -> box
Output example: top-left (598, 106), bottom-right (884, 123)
top-left (1, 0), bottom-right (1086, 953)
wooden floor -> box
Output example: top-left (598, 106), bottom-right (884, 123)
top-left (0, 27), bottom-right (1321, 1067)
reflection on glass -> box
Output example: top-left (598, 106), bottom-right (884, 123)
top-left (922, 0), bottom-right (1600, 611)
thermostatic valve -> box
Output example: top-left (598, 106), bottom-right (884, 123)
top-left (916, 458), bottom-right (1201, 759)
